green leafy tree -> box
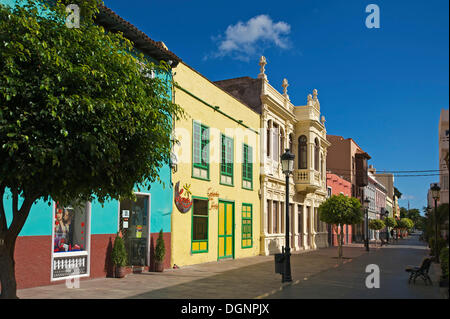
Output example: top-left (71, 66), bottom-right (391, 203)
top-left (400, 207), bottom-right (408, 219)
top-left (400, 208), bottom-right (421, 227)
top-left (424, 204), bottom-right (449, 258)
top-left (0, 0), bottom-right (183, 298)
top-left (319, 194), bottom-right (363, 258)
top-left (397, 218), bottom-right (414, 238)
top-left (424, 204), bottom-right (449, 242)
top-left (384, 216), bottom-right (396, 241)
top-left (368, 219), bottom-right (385, 247)
top-left (384, 216), bottom-right (397, 229)
top-left (405, 209), bottom-right (421, 227)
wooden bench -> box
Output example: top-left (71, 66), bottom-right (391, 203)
top-left (405, 257), bottom-right (432, 285)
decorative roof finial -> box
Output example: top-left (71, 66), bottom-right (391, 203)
top-left (321, 115), bottom-right (326, 125)
top-left (313, 89), bottom-right (318, 100)
top-left (312, 89), bottom-right (320, 110)
top-left (282, 78), bottom-right (289, 98)
top-left (307, 94), bottom-right (313, 106)
top-left (258, 56), bottom-right (267, 80)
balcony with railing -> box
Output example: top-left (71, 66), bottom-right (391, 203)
top-left (294, 169), bottom-right (324, 193)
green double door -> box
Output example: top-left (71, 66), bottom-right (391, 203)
top-left (218, 201), bottom-right (234, 260)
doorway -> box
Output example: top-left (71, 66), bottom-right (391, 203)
top-left (218, 200), bottom-right (234, 260)
top-left (119, 194), bottom-right (151, 266)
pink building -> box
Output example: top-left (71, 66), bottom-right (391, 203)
top-left (326, 135), bottom-right (371, 242)
top-left (326, 172), bottom-right (353, 246)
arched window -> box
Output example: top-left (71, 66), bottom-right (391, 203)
top-left (298, 135), bottom-right (307, 169)
top-left (272, 123), bottom-right (279, 161)
top-left (314, 138), bottom-right (320, 171)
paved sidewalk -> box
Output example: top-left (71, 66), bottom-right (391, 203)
top-left (268, 234), bottom-right (445, 299)
top-left (17, 235), bottom-right (443, 299)
top-left (17, 246), bottom-right (366, 299)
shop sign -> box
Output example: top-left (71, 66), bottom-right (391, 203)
top-left (174, 181), bottom-right (193, 213)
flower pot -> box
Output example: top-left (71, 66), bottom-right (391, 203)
top-left (154, 261), bottom-right (164, 272)
top-left (115, 266), bottom-right (126, 278)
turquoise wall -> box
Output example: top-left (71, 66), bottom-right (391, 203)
top-left (1, 0), bottom-right (174, 236)
top-left (1, 0), bottom-right (17, 6)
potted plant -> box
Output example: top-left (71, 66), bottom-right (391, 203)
top-left (111, 232), bottom-right (128, 278)
top-left (154, 229), bottom-right (165, 272)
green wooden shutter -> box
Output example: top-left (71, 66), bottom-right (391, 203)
top-left (201, 126), bottom-right (209, 167)
top-left (193, 122), bottom-right (201, 166)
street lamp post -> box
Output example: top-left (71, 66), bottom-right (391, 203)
top-left (430, 183), bottom-right (441, 263)
top-left (363, 197), bottom-right (370, 252)
top-left (281, 149), bottom-right (295, 283)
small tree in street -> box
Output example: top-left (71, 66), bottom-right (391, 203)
top-left (384, 216), bottom-right (396, 242)
top-left (398, 218), bottom-right (414, 238)
top-left (368, 219), bottom-right (385, 247)
top-left (384, 216), bottom-right (397, 229)
top-left (319, 194), bottom-right (363, 259)
top-left (0, 0), bottom-right (183, 298)
top-left (424, 204), bottom-right (449, 244)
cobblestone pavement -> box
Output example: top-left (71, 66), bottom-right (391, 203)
top-left (267, 234), bottom-right (445, 299)
top-left (16, 234), bottom-right (445, 299)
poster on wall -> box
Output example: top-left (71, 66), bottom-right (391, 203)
top-left (174, 181), bottom-right (193, 213)
top-left (54, 202), bottom-right (87, 253)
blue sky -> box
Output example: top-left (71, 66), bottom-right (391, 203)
top-left (104, 0), bottom-right (449, 211)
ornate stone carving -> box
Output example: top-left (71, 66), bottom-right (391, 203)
top-left (312, 89), bottom-right (320, 110)
top-left (307, 94), bottom-right (313, 106)
top-left (282, 78), bottom-right (289, 99)
top-left (258, 56), bottom-right (267, 80)
top-left (313, 89), bottom-right (318, 100)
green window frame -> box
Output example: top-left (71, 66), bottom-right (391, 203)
top-left (192, 121), bottom-right (210, 180)
top-left (241, 203), bottom-right (253, 249)
top-left (242, 144), bottom-right (253, 190)
top-left (191, 197), bottom-right (209, 253)
top-left (220, 134), bottom-right (234, 186)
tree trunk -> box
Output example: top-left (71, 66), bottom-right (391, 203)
top-left (0, 237), bottom-right (18, 299)
top-left (0, 191), bottom-right (36, 299)
top-left (337, 232), bottom-right (342, 259)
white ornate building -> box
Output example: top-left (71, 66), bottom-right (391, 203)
top-left (215, 56), bottom-right (330, 255)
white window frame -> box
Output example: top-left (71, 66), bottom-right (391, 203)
top-left (327, 186), bottom-right (332, 198)
top-left (50, 201), bottom-right (91, 282)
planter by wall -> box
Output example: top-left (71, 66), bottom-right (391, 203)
top-left (115, 266), bottom-right (127, 278)
top-left (154, 261), bottom-right (164, 272)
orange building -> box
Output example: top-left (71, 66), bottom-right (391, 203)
top-left (326, 172), bottom-right (353, 246)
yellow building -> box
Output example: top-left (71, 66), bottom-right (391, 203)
top-left (170, 62), bottom-right (261, 267)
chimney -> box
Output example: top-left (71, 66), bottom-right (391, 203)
top-left (368, 165), bottom-right (376, 174)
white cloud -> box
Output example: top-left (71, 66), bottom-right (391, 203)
top-left (208, 15), bottom-right (291, 61)
top-left (399, 195), bottom-right (415, 201)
